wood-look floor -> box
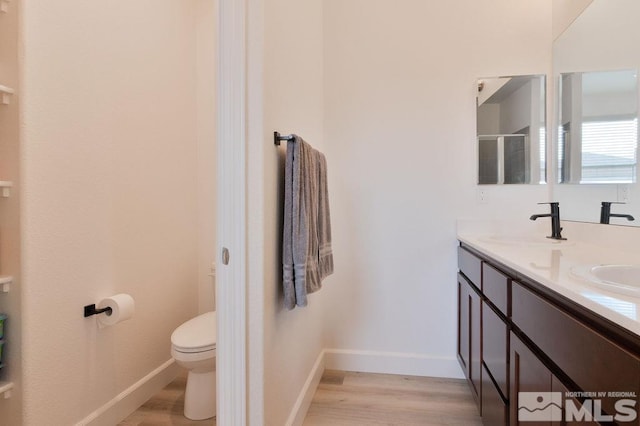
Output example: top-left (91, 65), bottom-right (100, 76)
top-left (120, 369), bottom-right (480, 426)
top-left (304, 370), bottom-right (482, 426)
top-left (119, 372), bottom-right (216, 426)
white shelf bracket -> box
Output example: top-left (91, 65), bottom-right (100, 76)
top-left (0, 276), bottom-right (12, 293)
top-left (0, 85), bottom-right (14, 105)
top-left (0, 181), bottom-right (13, 197)
top-left (0, 382), bottom-right (13, 399)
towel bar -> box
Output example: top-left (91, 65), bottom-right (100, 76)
top-left (274, 131), bottom-right (295, 146)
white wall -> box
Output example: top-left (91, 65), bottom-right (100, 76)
top-left (500, 81), bottom-right (533, 134)
top-left (20, 1), bottom-right (202, 424)
top-left (258, 0), bottom-right (327, 424)
top-left (322, 0), bottom-right (552, 377)
top-left (477, 103), bottom-right (500, 135)
top-left (552, 0), bottom-right (593, 40)
top-left (196, 0), bottom-right (218, 313)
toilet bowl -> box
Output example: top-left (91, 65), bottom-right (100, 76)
top-left (171, 311), bottom-right (217, 420)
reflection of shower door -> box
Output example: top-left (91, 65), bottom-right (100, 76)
top-left (559, 123), bottom-right (572, 183)
top-left (478, 134), bottom-right (529, 184)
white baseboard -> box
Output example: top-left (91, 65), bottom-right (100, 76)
top-left (75, 359), bottom-right (180, 426)
top-left (324, 349), bottom-right (464, 379)
top-left (286, 350), bottom-right (326, 426)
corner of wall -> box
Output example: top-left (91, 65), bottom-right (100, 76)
top-left (77, 360), bottom-right (179, 426)
top-left (285, 350), bottom-right (326, 426)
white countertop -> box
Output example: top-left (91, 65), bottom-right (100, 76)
top-left (457, 230), bottom-right (640, 338)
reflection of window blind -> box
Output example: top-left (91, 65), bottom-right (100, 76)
top-left (581, 118), bottom-right (637, 183)
top-left (583, 292), bottom-right (637, 320)
top-left (557, 125), bottom-right (565, 183)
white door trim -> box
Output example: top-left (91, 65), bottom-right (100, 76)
top-left (217, 0), bottom-right (248, 423)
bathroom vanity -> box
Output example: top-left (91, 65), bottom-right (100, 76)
top-left (457, 233), bottom-right (640, 425)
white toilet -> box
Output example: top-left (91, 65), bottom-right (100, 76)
top-left (171, 311), bottom-right (217, 420)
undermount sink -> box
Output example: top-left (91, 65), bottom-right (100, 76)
top-left (480, 235), bottom-right (574, 248)
top-left (571, 264), bottom-right (640, 297)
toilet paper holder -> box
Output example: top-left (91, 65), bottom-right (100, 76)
top-left (83, 304), bottom-right (113, 318)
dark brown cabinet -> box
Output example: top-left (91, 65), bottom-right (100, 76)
top-left (458, 246), bottom-right (511, 424)
top-left (483, 301), bottom-right (508, 399)
top-left (483, 263), bottom-right (509, 316)
top-left (483, 363), bottom-right (508, 426)
top-left (510, 333), bottom-right (594, 426)
top-left (510, 332), bottom-right (556, 426)
top-left (457, 242), bottom-right (640, 426)
top-left (458, 273), bottom-right (482, 409)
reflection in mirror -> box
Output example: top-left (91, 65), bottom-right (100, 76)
top-left (552, 0), bottom-right (640, 226)
top-left (558, 70), bottom-right (638, 184)
top-left (477, 75), bottom-right (546, 185)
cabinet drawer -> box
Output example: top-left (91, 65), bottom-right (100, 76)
top-left (512, 281), bottom-right (640, 417)
top-left (482, 263), bottom-right (509, 316)
top-left (481, 364), bottom-right (507, 426)
top-left (458, 246), bottom-right (481, 289)
top-left (482, 301), bottom-right (508, 399)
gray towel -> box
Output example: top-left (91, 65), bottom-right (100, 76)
top-left (317, 151), bottom-right (334, 281)
top-left (282, 136), bottom-right (334, 310)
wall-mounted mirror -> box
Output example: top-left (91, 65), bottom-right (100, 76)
top-left (558, 69), bottom-right (638, 184)
top-left (553, 0), bottom-right (640, 226)
top-left (477, 75), bottom-right (546, 185)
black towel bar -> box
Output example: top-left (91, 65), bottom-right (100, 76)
top-left (274, 131), bottom-right (295, 146)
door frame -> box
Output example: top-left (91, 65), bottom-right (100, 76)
top-left (216, 0), bottom-right (248, 424)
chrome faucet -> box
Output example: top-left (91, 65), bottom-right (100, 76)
top-left (600, 202), bottom-right (635, 224)
top-left (530, 202), bottom-right (566, 240)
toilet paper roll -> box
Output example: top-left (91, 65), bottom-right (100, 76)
top-left (97, 294), bottom-right (135, 327)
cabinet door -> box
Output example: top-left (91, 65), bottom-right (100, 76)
top-left (510, 334), bottom-right (581, 426)
top-left (458, 276), bottom-right (470, 373)
top-left (482, 363), bottom-right (507, 426)
top-left (482, 300), bottom-right (508, 398)
top-left (510, 332), bottom-right (555, 426)
top-left (458, 274), bottom-right (482, 410)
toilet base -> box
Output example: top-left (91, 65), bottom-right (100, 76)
top-left (184, 369), bottom-right (216, 420)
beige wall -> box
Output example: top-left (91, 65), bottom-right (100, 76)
top-left (0, 0), bottom-right (23, 424)
top-left (259, 0), bottom-right (327, 424)
top-left (321, 0), bottom-right (552, 376)
top-left (20, 1), bottom-right (203, 424)
top-left (552, 0), bottom-right (593, 40)
top-left (196, 0), bottom-right (217, 313)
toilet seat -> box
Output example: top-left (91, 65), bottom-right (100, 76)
top-left (171, 346), bottom-right (216, 364)
top-left (171, 311), bottom-right (217, 353)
